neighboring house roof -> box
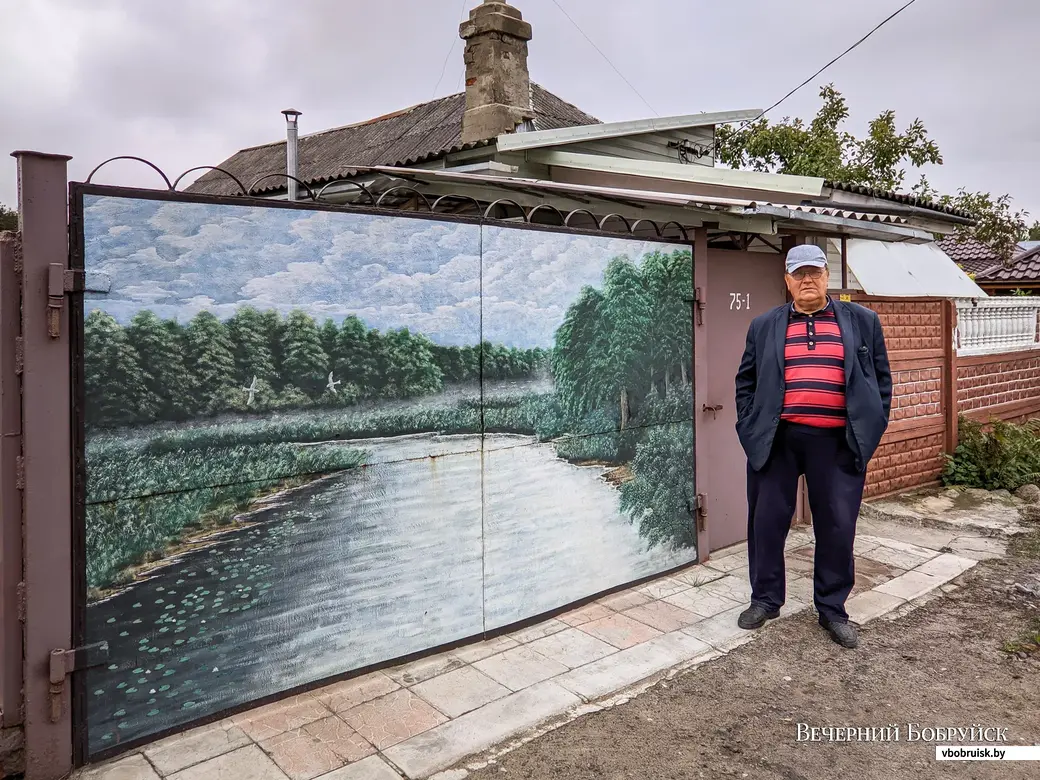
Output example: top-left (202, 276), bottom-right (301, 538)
top-left (188, 84), bottom-right (600, 197)
top-left (975, 245), bottom-right (1040, 284)
top-left (936, 235), bottom-right (1001, 274)
top-left (1018, 240), bottom-right (1040, 253)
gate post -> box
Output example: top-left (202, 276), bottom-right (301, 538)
top-left (13, 151), bottom-right (74, 780)
top-left (693, 227), bottom-right (709, 561)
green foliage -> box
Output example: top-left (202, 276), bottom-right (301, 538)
top-left (281, 310), bottom-right (330, 397)
top-left (715, 85), bottom-right (942, 191)
top-left (185, 311), bottom-right (237, 415)
top-left (1012, 289), bottom-right (1033, 297)
top-left (942, 417), bottom-right (1040, 491)
top-left (126, 311), bottom-right (194, 420)
top-left (620, 423), bottom-right (696, 549)
top-left (923, 189), bottom-right (1029, 263)
top-left (227, 307), bottom-right (277, 387)
top-left (85, 310), bottom-right (156, 425)
top-left (86, 437), bottom-right (365, 590)
top-left (0, 203), bottom-right (17, 231)
top-left (1027, 221), bottom-right (1040, 242)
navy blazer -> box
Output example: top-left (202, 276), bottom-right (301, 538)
top-left (735, 300), bottom-right (893, 473)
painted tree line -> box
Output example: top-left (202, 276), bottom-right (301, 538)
top-left (84, 307), bottom-right (548, 428)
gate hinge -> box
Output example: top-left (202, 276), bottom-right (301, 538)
top-left (692, 288), bottom-right (705, 326)
top-left (15, 455), bottom-right (23, 490)
top-left (695, 492), bottom-right (708, 532)
top-left (14, 337), bottom-right (23, 375)
top-left (48, 641), bottom-right (109, 723)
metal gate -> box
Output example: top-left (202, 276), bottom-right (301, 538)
top-left (45, 161), bottom-right (701, 764)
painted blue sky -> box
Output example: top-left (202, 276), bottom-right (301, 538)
top-left (83, 195), bottom-right (683, 348)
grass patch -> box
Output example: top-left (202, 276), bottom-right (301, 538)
top-left (1001, 616), bottom-right (1040, 656)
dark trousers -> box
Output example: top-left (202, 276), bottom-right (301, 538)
top-left (746, 422), bottom-right (866, 624)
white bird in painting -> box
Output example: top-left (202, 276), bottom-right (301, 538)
top-left (326, 371), bottom-right (342, 395)
top-left (242, 376), bottom-right (258, 406)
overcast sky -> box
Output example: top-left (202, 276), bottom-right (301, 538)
top-left (3, 0), bottom-right (1038, 218)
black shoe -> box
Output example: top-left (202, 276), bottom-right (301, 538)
top-left (738, 604), bottom-right (780, 629)
top-left (819, 615), bottom-right (859, 648)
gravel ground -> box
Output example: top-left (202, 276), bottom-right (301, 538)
top-left (464, 538), bottom-right (1040, 780)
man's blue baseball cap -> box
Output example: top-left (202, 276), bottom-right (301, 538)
top-left (785, 244), bottom-right (828, 274)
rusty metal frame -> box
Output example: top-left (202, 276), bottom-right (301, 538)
top-left (64, 174), bottom-right (702, 765)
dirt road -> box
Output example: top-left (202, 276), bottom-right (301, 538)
top-left (465, 539), bottom-right (1040, 780)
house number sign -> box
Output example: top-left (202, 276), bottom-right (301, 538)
top-left (729, 292), bottom-right (751, 311)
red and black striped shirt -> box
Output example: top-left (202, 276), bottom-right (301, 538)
top-left (781, 300), bottom-right (846, 428)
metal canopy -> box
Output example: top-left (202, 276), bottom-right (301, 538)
top-left (845, 239), bottom-right (988, 297)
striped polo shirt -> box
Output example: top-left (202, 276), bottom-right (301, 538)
top-left (781, 299), bottom-right (846, 427)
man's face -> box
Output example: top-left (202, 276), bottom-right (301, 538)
top-left (785, 264), bottom-right (829, 311)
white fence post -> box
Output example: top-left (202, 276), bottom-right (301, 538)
top-left (954, 297), bottom-right (1040, 356)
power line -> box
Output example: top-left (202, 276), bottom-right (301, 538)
top-left (548, 0), bottom-right (658, 116)
top-left (744, 0), bottom-right (921, 126)
top-left (432, 0), bottom-right (472, 99)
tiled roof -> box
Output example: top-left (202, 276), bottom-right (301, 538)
top-left (187, 84), bottom-right (600, 197)
top-left (936, 235), bottom-right (1001, 274)
top-left (826, 181), bottom-right (974, 219)
top-left (976, 245), bottom-right (1040, 283)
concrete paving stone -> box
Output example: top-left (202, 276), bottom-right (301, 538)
top-left (340, 689), bottom-right (449, 750)
top-left (77, 754), bottom-right (161, 780)
top-left (428, 771), bottom-right (469, 780)
top-left (785, 555), bottom-right (815, 575)
top-left (260, 716), bottom-right (375, 780)
top-left (169, 745), bottom-right (288, 780)
top-left (313, 673), bottom-right (401, 714)
top-left (450, 634), bottom-right (520, 664)
top-left (861, 522), bottom-right (957, 551)
top-left (703, 552), bottom-right (749, 573)
top-left (578, 613), bottom-right (663, 649)
top-left (785, 530), bottom-right (815, 551)
top-left (948, 535), bottom-right (1007, 561)
top-left (526, 628), bottom-right (617, 669)
top-left (596, 588), bottom-right (653, 611)
top-left (698, 574), bottom-right (753, 604)
top-left (638, 576), bottom-right (691, 600)
top-left (853, 535), bottom-right (880, 555)
top-left (912, 552), bottom-right (978, 582)
top-left (871, 537), bottom-right (940, 559)
top-left (473, 645), bottom-right (568, 691)
top-left (779, 598), bottom-right (808, 618)
top-left (386, 653), bottom-right (466, 687)
top-left (506, 618), bottom-right (569, 644)
top-left (663, 586), bottom-right (742, 618)
top-left (680, 604), bottom-right (750, 650)
top-left (789, 545), bottom-right (815, 561)
top-left (232, 694), bottom-right (332, 742)
top-left (315, 755), bottom-right (404, 780)
top-left (670, 565), bottom-right (726, 588)
top-left (557, 602), bottom-right (615, 627)
top-left (875, 570), bottom-right (945, 602)
top-left (859, 544), bottom-right (934, 571)
top-left (845, 589), bottom-right (906, 625)
top-left (144, 718), bottom-right (251, 775)
top-left (785, 576), bottom-right (815, 604)
top-left (382, 681), bottom-right (581, 779)
top-left (557, 631), bottom-right (716, 701)
top-left (411, 666), bottom-right (511, 719)
top-left (712, 541), bottom-right (749, 558)
top-left (621, 600), bottom-right (702, 632)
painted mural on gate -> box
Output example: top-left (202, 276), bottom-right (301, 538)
top-left (80, 194), bottom-right (695, 754)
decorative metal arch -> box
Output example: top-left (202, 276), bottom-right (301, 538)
top-left (248, 174), bottom-right (317, 201)
top-left (314, 179), bottom-right (377, 205)
top-left (430, 194), bottom-right (484, 215)
top-left (374, 186), bottom-right (433, 211)
top-left (483, 199), bottom-right (528, 222)
top-left (564, 209), bottom-right (599, 229)
top-left (172, 166), bottom-right (247, 195)
top-left (631, 218), bottom-right (662, 238)
top-left (85, 156), bottom-right (173, 189)
top-left (527, 204), bottom-right (566, 226)
top-left (598, 213), bottom-right (632, 233)
top-left (660, 221), bottom-right (690, 241)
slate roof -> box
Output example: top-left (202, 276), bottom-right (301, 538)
top-left (936, 235), bottom-right (1002, 274)
top-left (827, 181), bottom-right (974, 219)
top-left (187, 84), bottom-right (600, 197)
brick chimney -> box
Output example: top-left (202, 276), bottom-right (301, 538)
top-left (459, 0), bottom-right (534, 145)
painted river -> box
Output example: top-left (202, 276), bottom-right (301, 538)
top-left (85, 432), bottom-right (695, 754)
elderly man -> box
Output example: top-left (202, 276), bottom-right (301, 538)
top-left (733, 244), bottom-right (892, 648)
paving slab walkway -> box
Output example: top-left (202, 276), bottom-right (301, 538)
top-left (74, 516), bottom-right (996, 780)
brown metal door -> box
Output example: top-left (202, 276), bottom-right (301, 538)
top-left (703, 249), bottom-right (788, 551)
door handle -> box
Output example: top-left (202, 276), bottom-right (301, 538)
top-left (702, 403), bottom-right (723, 419)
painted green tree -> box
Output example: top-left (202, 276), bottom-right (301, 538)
top-left (185, 311), bottom-right (237, 414)
top-left (126, 311), bottom-right (193, 420)
top-left (227, 306), bottom-right (278, 389)
top-left (85, 310), bottom-right (156, 426)
top-left (281, 311), bottom-right (330, 397)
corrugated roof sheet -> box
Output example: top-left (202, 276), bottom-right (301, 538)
top-left (936, 235), bottom-right (1001, 273)
top-left (847, 239), bottom-right (987, 298)
top-left (187, 84), bottom-right (600, 197)
top-left (826, 181), bottom-right (974, 219)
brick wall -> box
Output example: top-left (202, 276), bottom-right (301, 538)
top-left (957, 350), bottom-right (1040, 422)
top-left (852, 297), bottom-right (949, 497)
